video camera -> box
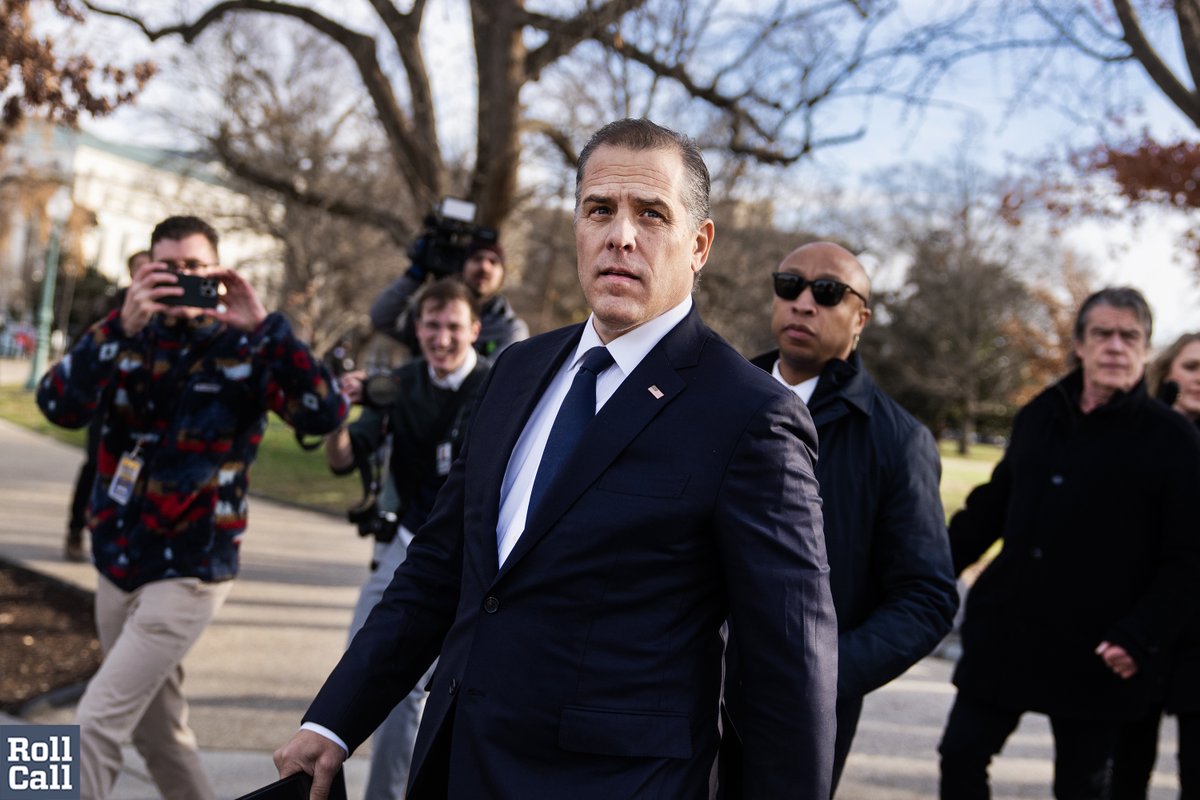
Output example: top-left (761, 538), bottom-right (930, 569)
top-left (408, 197), bottom-right (499, 278)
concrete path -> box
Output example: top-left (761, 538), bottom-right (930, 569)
top-left (0, 402), bottom-right (1184, 798)
top-left (0, 412), bottom-right (375, 798)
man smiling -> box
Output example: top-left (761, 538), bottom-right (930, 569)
top-left (326, 278), bottom-right (489, 800)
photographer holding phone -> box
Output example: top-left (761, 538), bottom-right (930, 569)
top-left (36, 215), bottom-right (348, 800)
top-left (121, 239), bottom-right (265, 336)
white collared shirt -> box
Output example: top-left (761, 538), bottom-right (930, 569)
top-left (771, 358), bottom-right (819, 404)
top-left (429, 347), bottom-right (478, 390)
top-left (301, 299), bottom-right (692, 754)
top-left (495, 296), bottom-right (693, 565)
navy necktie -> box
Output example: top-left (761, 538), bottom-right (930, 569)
top-left (528, 345), bottom-right (615, 519)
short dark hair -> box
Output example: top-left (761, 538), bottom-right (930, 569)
top-left (1147, 331), bottom-right (1200, 396)
top-left (1073, 286), bottom-right (1153, 344)
top-left (575, 118), bottom-right (710, 227)
top-left (126, 250), bottom-right (150, 273)
top-left (414, 277), bottom-right (480, 323)
top-left (150, 216), bottom-right (220, 257)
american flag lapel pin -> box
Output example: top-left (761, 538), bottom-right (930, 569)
top-left (648, 385), bottom-right (664, 399)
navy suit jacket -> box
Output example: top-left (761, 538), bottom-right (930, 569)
top-left (305, 307), bottom-right (838, 799)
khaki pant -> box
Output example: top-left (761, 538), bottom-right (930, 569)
top-left (77, 576), bottom-right (232, 800)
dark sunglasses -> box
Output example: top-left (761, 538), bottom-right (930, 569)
top-left (772, 272), bottom-right (868, 306)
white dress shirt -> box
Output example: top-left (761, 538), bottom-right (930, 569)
top-left (771, 358), bottom-right (818, 404)
top-left (495, 296), bottom-right (693, 565)
top-left (431, 347), bottom-right (478, 390)
top-left (301, 298), bottom-right (693, 753)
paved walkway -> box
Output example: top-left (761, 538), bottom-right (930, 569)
top-left (0, 406), bottom-right (1183, 799)
top-left (0, 414), bottom-right (375, 797)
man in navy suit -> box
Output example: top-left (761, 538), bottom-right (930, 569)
top-left (274, 118), bottom-right (837, 800)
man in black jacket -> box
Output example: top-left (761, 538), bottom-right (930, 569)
top-left (327, 278), bottom-right (490, 799)
top-left (726, 241), bottom-right (959, 795)
top-left (941, 287), bottom-right (1200, 799)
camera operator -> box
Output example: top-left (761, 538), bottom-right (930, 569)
top-left (369, 237), bottom-right (528, 358)
top-left (326, 277), bottom-right (490, 800)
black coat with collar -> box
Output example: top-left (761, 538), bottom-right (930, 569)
top-left (750, 350), bottom-right (959, 699)
top-left (950, 370), bottom-right (1200, 719)
top-left (308, 308), bottom-right (838, 800)
top-left (1167, 414), bottom-right (1200, 715)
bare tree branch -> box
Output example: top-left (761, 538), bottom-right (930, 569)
top-left (1173, 0), bottom-right (1200, 114)
top-left (521, 0), bottom-right (649, 80)
top-left (364, 0), bottom-right (440, 188)
top-left (212, 136), bottom-right (412, 245)
top-left (82, 0), bottom-right (443, 206)
top-left (589, 27), bottom-right (775, 140)
top-left (1030, 2), bottom-right (1129, 62)
top-left (1112, 0), bottom-right (1200, 128)
top-left (524, 118), bottom-right (579, 167)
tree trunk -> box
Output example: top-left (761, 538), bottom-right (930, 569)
top-left (958, 389), bottom-right (977, 457)
top-left (470, 0), bottom-right (527, 227)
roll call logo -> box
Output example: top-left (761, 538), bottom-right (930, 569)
top-left (1, 726), bottom-right (78, 799)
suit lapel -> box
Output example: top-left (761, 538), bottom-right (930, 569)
top-left (473, 326), bottom-right (582, 578)
top-left (493, 309), bottom-right (705, 583)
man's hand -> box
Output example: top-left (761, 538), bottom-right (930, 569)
top-left (1095, 641), bottom-right (1139, 679)
top-left (323, 370), bottom-right (363, 471)
top-left (210, 268), bottom-right (268, 331)
top-left (120, 260), bottom-right (185, 336)
top-left (338, 370), bottom-right (366, 405)
top-left (273, 729), bottom-right (347, 800)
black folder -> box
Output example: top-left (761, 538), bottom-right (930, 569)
top-left (233, 769), bottom-right (347, 800)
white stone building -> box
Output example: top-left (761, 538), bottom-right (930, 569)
top-left (1, 123), bottom-right (278, 326)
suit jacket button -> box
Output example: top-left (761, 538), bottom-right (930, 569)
top-left (483, 596), bottom-right (500, 614)
top-left (448, 678), bottom-right (458, 696)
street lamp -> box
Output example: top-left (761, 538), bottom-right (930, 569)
top-left (26, 186), bottom-right (74, 390)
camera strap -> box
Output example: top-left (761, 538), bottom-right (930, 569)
top-left (431, 366), bottom-right (487, 476)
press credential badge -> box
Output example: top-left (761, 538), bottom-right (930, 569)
top-left (107, 442), bottom-right (144, 505)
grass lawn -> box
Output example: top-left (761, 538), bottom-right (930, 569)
top-left (938, 440), bottom-right (1003, 517)
top-left (3, 382), bottom-right (1005, 523)
top-left (0, 385), bottom-right (359, 516)
top-left (939, 440), bottom-right (1005, 577)
top-left (249, 416), bottom-right (360, 515)
top-left (0, 384), bottom-right (87, 448)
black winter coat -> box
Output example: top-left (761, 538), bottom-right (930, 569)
top-left (950, 370), bottom-right (1200, 720)
top-left (751, 351), bottom-right (959, 698)
top-left (1167, 416), bottom-right (1200, 715)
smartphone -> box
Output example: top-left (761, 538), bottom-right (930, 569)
top-left (162, 273), bottom-right (221, 309)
